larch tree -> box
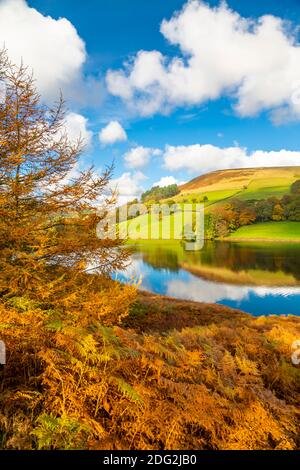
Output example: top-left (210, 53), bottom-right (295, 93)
top-left (0, 49), bottom-right (138, 448)
top-left (0, 48), bottom-right (128, 300)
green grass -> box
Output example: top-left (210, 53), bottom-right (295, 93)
top-left (178, 168), bottom-right (299, 206)
top-left (120, 216), bottom-right (300, 243)
top-left (119, 211), bottom-right (199, 240)
top-left (236, 185), bottom-right (290, 201)
top-left (227, 221), bottom-right (300, 241)
top-left (118, 168), bottom-right (300, 242)
top-left (175, 184), bottom-right (292, 208)
top-left (174, 189), bottom-right (241, 207)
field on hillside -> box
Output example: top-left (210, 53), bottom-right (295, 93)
top-left (227, 221), bottom-right (300, 241)
top-left (177, 167), bottom-right (300, 208)
top-left (119, 212), bottom-right (197, 240)
top-left (122, 218), bottom-right (300, 243)
top-left (120, 167), bottom-right (300, 242)
top-left (173, 189), bottom-right (241, 207)
top-left (180, 167), bottom-right (299, 193)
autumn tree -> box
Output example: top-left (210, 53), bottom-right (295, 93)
top-left (238, 206), bottom-right (256, 226)
top-left (0, 48), bottom-right (128, 300)
top-left (272, 203), bottom-right (284, 221)
top-left (0, 49), bottom-right (138, 448)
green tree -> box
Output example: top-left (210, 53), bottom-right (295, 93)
top-left (291, 179), bottom-right (300, 194)
top-left (141, 184), bottom-right (179, 203)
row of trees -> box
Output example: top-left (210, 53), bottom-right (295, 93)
top-left (141, 184), bottom-right (179, 203)
top-left (206, 192), bottom-right (300, 238)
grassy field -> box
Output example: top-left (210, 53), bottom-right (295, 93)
top-left (119, 211), bottom-right (201, 240)
top-left (178, 166), bottom-right (300, 208)
top-left (180, 166), bottom-right (299, 192)
top-left (237, 183), bottom-right (291, 201)
top-left (121, 217), bottom-right (300, 242)
top-left (120, 167), bottom-right (300, 242)
top-left (173, 188), bottom-right (241, 207)
top-left (227, 221), bottom-right (300, 241)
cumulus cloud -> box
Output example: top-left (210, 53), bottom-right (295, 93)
top-left (124, 146), bottom-right (161, 169)
top-left (166, 278), bottom-right (300, 304)
top-left (108, 171), bottom-right (147, 205)
top-left (163, 144), bottom-right (300, 173)
top-left (99, 121), bottom-right (127, 145)
top-left (153, 176), bottom-right (180, 187)
top-left (63, 112), bottom-right (92, 147)
top-left (106, 0), bottom-right (300, 121)
top-left (0, 0), bottom-right (86, 100)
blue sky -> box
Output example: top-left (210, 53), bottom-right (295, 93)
top-left (1, 0), bottom-right (300, 202)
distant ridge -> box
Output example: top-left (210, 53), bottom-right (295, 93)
top-left (179, 166), bottom-right (300, 194)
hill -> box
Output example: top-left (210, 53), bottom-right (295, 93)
top-left (174, 166), bottom-right (299, 209)
top-left (180, 166), bottom-right (299, 197)
top-left (121, 166), bottom-right (300, 242)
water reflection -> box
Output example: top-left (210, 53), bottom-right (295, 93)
top-left (136, 241), bottom-right (300, 282)
top-left (116, 242), bottom-right (300, 316)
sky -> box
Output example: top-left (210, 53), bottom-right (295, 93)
top-left (1, 0), bottom-right (300, 203)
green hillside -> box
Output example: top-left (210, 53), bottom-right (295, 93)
top-left (227, 221), bottom-right (300, 241)
top-left (175, 166), bottom-right (300, 208)
top-left (121, 166), bottom-right (300, 242)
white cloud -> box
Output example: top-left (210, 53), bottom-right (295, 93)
top-left (108, 171), bottom-right (147, 205)
top-left (99, 121), bottom-right (127, 145)
top-left (106, 0), bottom-right (300, 121)
top-left (0, 0), bottom-right (86, 100)
top-left (63, 112), bottom-right (92, 147)
top-left (124, 146), bottom-right (161, 169)
top-left (163, 144), bottom-right (300, 173)
top-left (153, 176), bottom-right (179, 187)
top-left (166, 277), bottom-right (300, 304)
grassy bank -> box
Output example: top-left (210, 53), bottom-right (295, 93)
top-left (124, 220), bottom-right (300, 243)
top-left (227, 221), bottom-right (300, 241)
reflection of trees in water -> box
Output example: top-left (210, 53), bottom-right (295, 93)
top-left (136, 246), bottom-right (180, 272)
top-left (134, 242), bottom-right (300, 280)
top-left (187, 242), bottom-right (300, 280)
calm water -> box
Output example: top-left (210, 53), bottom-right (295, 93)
top-left (116, 241), bottom-right (300, 316)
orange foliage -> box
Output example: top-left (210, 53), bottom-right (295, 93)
top-left (0, 48), bottom-right (299, 451)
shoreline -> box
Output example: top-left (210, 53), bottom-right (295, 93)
top-left (124, 289), bottom-right (249, 333)
top-left (224, 237), bottom-right (300, 243)
top-left (122, 289), bottom-right (300, 334)
top-left (126, 236), bottom-right (300, 245)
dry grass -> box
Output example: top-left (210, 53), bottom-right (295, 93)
top-left (180, 167), bottom-right (299, 194)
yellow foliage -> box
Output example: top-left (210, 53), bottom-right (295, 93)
top-left (0, 47), bottom-right (299, 452)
